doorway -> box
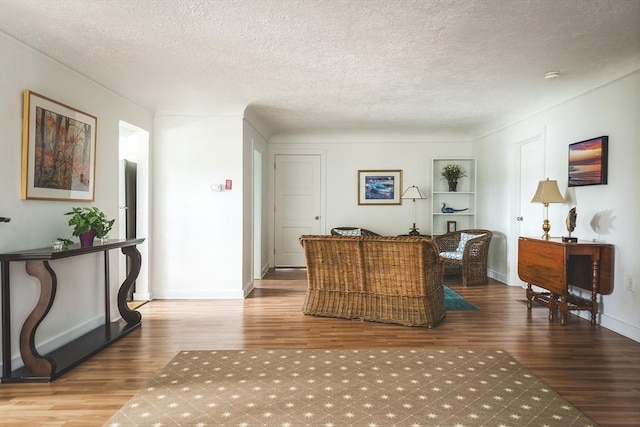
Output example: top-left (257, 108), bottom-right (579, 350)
top-left (118, 121), bottom-right (150, 302)
top-left (124, 159), bottom-right (137, 300)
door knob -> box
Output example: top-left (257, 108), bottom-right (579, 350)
top-left (314, 216), bottom-right (320, 220)
top-left (516, 216), bottom-right (523, 221)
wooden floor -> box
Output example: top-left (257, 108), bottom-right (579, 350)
top-left (1, 269), bottom-right (639, 426)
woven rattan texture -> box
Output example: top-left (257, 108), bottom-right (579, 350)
top-left (434, 229), bottom-right (492, 286)
top-left (299, 235), bottom-right (445, 327)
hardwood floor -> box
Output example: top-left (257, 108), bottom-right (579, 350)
top-left (1, 269), bottom-right (639, 426)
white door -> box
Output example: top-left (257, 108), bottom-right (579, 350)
top-left (274, 154), bottom-right (322, 266)
top-left (510, 137), bottom-right (544, 285)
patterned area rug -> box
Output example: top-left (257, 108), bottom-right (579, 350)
top-left (104, 349), bottom-right (596, 427)
top-left (444, 285), bottom-right (479, 311)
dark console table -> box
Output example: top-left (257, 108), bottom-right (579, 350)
top-left (1, 238), bottom-right (145, 382)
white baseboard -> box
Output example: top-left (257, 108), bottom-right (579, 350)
top-left (488, 269), bottom-right (508, 284)
top-left (152, 289), bottom-right (246, 299)
top-left (133, 291), bottom-right (152, 301)
top-left (579, 311), bottom-right (640, 343)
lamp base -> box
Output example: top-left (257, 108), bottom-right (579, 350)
top-left (562, 236), bottom-right (578, 243)
top-left (541, 219), bottom-right (551, 240)
top-left (408, 224), bottom-right (420, 236)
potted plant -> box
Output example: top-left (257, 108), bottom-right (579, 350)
top-left (65, 207), bottom-right (115, 247)
top-left (440, 164), bottom-right (467, 192)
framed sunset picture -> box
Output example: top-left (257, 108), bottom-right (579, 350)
top-left (568, 136), bottom-right (608, 187)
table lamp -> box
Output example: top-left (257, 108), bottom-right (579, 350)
top-left (401, 186), bottom-right (425, 235)
top-left (530, 178), bottom-right (564, 240)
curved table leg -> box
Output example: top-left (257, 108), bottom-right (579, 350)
top-left (117, 245), bottom-right (142, 324)
top-left (20, 261), bottom-right (57, 376)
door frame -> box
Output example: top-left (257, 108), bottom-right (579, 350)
top-left (268, 148), bottom-right (326, 268)
top-left (118, 121), bottom-right (151, 301)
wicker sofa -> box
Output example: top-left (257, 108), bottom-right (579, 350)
top-left (299, 235), bottom-right (446, 327)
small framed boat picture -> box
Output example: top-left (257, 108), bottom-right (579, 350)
top-left (358, 170), bottom-right (402, 205)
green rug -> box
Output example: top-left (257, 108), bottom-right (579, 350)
top-left (444, 285), bottom-right (479, 310)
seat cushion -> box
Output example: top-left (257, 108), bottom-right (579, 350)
top-left (334, 228), bottom-right (362, 236)
top-left (456, 232), bottom-right (484, 252)
top-left (440, 251), bottom-right (464, 260)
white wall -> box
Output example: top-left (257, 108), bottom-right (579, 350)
top-left (0, 33), bottom-right (153, 369)
top-left (269, 132), bottom-right (473, 238)
top-left (152, 115), bottom-right (245, 299)
top-left (474, 71), bottom-right (640, 341)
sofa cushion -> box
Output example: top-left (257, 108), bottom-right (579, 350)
top-left (440, 251), bottom-right (464, 260)
top-left (334, 228), bottom-right (362, 236)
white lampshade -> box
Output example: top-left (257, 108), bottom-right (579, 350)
top-left (401, 186), bottom-right (425, 200)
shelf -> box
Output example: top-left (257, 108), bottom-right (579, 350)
top-left (433, 213), bottom-right (474, 216)
top-left (433, 191), bottom-right (474, 195)
top-left (431, 158), bottom-right (476, 234)
top-left (3, 320), bottom-right (140, 383)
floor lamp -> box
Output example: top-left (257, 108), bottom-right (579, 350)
top-left (530, 178), bottom-right (564, 240)
top-left (401, 186), bottom-right (425, 235)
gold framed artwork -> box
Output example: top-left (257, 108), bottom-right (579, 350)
top-left (357, 170), bottom-right (402, 205)
top-left (21, 90), bottom-right (97, 201)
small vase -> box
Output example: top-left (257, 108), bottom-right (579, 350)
top-left (79, 231), bottom-right (96, 247)
top-left (448, 181), bottom-right (458, 192)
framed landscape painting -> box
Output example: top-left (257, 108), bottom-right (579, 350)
top-left (358, 170), bottom-right (402, 205)
top-left (568, 136), bottom-right (608, 187)
top-left (22, 90), bottom-right (97, 200)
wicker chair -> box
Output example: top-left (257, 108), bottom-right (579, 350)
top-left (434, 229), bottom-right (492, 286)
top-left (330, 227), bottom-right (380, 236)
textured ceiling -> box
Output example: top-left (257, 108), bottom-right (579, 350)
top-left (1, 0), bottom-right (639, 138)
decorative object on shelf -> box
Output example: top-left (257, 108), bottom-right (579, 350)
top-left (401, 186), bottom-right (426, 235)
top-left (21, 90), bottom-right (97, 201)
top-left (55, 238), bottom-right (73, 249)
top-left (562, 207), bottom-right (578, 242)
top-left (441, 203), bottom-right (469, 213)
top-left (65, 207), bottom-right (115, 247)
top-left (530, 178), bottom-right (564, 240)
top-left (568, 136), bottom-right (608, 187)
top-left (447, 221), bottom-right (457, 233)
top-left (440, 164), bottom-right (467, 192)
top-left (357, 170), bottom-right (402, 205)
